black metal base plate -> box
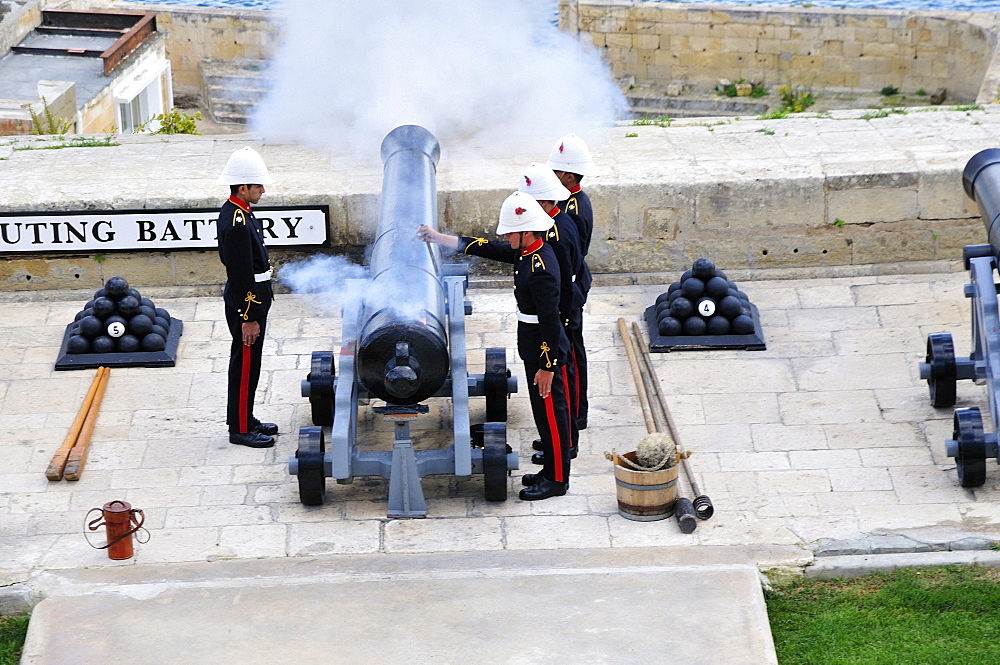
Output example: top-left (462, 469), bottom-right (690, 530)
top-left (644, 304), bottom-right (765, 352)
top-left (54, 318), bottom-right (184, 370)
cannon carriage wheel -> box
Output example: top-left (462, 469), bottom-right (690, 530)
top-left (296, 426), bottom-right (328, 505)
top-left (482, 422), bottom-right (508, 502)
top-left (953, 408), bottom-right (987, 488)
top-left (484, 347), bottom-right (511, 423)
top-left (925, 333), bottom-right (957, 408)
top-left (305, 351), bottom-right (335, 426)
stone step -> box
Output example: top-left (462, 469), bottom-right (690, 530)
top-left (198, 58), bottom-right (272, 125)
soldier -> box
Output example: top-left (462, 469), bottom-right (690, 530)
top-left (418, 192), bottom-right (573, 500)
top-left (217, 147), bottom-right (279, 448)
top-left (546, 133), bottom-right (596, 431)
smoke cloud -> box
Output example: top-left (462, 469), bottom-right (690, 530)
top-left (278, 254), bottom-right (369, 314)
top-left (251, 0), bottom-right (625, 160)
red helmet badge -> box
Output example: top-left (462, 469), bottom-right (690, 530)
top-left (514, 207), bottom-right (526, 215)
top-left (524, 176), bottom-right (531, 187)
top-left (559, 143), bottom-right (565, 153)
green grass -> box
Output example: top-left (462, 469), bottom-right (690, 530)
top-left (767, 565), bottom-right (1000, 665)
top-left (0, 613), bottom-right (29, 665)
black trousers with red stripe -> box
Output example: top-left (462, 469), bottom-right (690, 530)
top-left (226, 306), bottom-right (267, 434)
top-left (565, 309), bottom-right (588, 426)
top-left (524, 359), bottom-right (572, 483)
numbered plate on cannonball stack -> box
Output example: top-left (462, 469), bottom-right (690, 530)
top-left (643, 303), bottom-right (766, 353)
top-left (54, 317), bottom-right (184, 370)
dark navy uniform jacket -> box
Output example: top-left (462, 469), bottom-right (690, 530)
top-left (546, 208), bottom-right (584, 316)
top-left (459, 235), bottom-right (569, 371)
top-left (217, 196), bottom-right (272, 324)
top-left (562, 186), bottom-right (593, 298)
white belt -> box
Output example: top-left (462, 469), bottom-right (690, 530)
top-left (572, 275), bottom-right (577, 282)
top-left (254, 268), bottom-right (273, 282)
top-left (516, 310), bottom-right (539, 324)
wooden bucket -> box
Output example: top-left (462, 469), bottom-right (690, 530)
top-left (613, 451), bottom-right (679, 521)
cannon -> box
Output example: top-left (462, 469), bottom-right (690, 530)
top-left (289, 125), bottom-right (518, 516)
top-left (919, 148), bottom-right (1000, 487)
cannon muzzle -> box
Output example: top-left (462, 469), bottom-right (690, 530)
top-left (963, 148), bottom-right (1000, 256)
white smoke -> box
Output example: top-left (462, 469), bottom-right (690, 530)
top-left (278, 254), bottom-right (368, 313)
top-left (251, 0), bottom-right (625, 160)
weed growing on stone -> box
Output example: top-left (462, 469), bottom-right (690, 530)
top-left (880, 85), bottom-right (899, 96)
top-left (13, 135), bottom-right (117, 150)
top-left (756, 128), bottom-right (775, 135)
top-left (29, 97), bottom-right (73, 135)
top-left (833, 218), bottom-right (845, 227)
top-left (916, 88), bottom-right (927, 96)
top-left (0, 612), bottom-right (29, 665)
top-left (759, 109), bottom-right (790, 120)
top-left (632, 114), bottom-right (673, 127)
top-left (625, 132), bottom-right (638, 138)
top-left (861, 110), bottom-right (890, 120)
top-left (953, 104), bottom-right (984, 112)
top-left (778, 85), bottom-right (814, 112)
top-left (138, 109), bottom-right (202, 135)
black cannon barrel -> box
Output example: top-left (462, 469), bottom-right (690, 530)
top-left (963, 148), bottom-right (1000, 255)
top-left (356, 125), bottom-right (450, 404)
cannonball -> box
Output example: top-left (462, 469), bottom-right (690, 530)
top-left (141, 332), bottom-right (166, 352)
top-left (127, 287), bottom-right (142, 302)
top-left (705, 276), bottom-right (729, 300)
top-left (695, 297), bottom-right (717, 319)
top-left (139, 297), bottom-right (155, 309)
top-left (658, 316), bottom-right (683, 336)
top-left (74, 309), bottom-right (88, 322)
top-left (680, 269), bottom-right (694, 283)
top-left (728, 288), bottom-right (741, 299)
top-left (91, 335), bottom-right (115, 354)
top-left (655, 301), bottom-right (671, 317)
top-left (667, 281), bottom-right (681, 295)
top-left (717, 295), bottom-right (742, 320)
top-left (713, 269), bottom-right (728, 281)
top-left (117, 296), bottom-right (140, 318)
top-left (128, 314), bottom-right (154, 337)
top-left (681, 277), bottom-right (705, 300)
top-left (105, 315), bottom-right (127, 338)
top-left (104, 276), bottom-right (129, 300)
top-left (117, 334), bottom-right (141, 353)
top-left (731, 314), bottom-right (755, 335)
top-left (655, 291), bottom-right (672, 306)
top-left (667, 290), bottom-right (682, 304)
top-left (138, 305), bottom-right (156, 320)
top-left (707, 315), bottom-right (731, 335)
top-left (683, 315), bottom-right (707, 336)
top-left (79, 315), bottom-right (103, 339)
top-left (92, 297), bottom-right (116, 319)
top-left (84, 299), bottom-right (96, 310)
top-left (670, 296), bottom-right (694, 320)
top-left (692, 257), bottom-right (716, 279)
top-left (151, 324), bottom-right (168, 339)
top-left (67, 335), bottom-right (90, 354)
top-left (657, 306), bottom-right (676, 322)
top-left (154, 307), bottom-right (170, 321)
top-left (737, 291), bottom-right (750, 302)
top-left (154, 316), bottom-right (170, 331)
top-left (93, 287), bottom-right (106, 299)
top-left (740, 304), bottom-right (753, 318)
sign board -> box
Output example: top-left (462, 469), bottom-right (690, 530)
top-left (0, 206), bottom-right (329, 254)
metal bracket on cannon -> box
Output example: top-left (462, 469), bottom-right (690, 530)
top-left (919, 148), bottom-right (1000, 488)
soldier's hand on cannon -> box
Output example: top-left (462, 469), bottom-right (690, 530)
top-left (417, 225), bottom-right (459, 250)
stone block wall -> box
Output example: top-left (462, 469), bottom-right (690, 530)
top-left (563, 1), bottom-right (1000, 102)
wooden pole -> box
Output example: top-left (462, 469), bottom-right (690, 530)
top-left (617, 317), bottom-right (656, 434)
top-left (63, 366), bottom-right (111, 481)
top-left (45, 366), bottom-right (106, 481)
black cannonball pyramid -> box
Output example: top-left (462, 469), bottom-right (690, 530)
top-left (92, 297), bottom-right (116, 320)
top-left (695, 297), bottom-right (717, 319)
top-left (683, 315), bottom-right (707, 336)
top-left (79, 315), bottom-right (103, 339)
top-left (129, 313), bottom-right (154, 337)
top-left (91, 335), bottom-right (116, 353)
top-left (141, 332), bottom-right (166, 351)
top-left (117, 334), bottom-right (141, 353)
top-left (151, 324), bottom-right (168, 339)
top-left (681, 277), bottom-right (705, 300)
top-left (658, 316), bottom-right (683, 336)
top-left (670, 296), bottom-right (694, 320)
top-left (105, 315), bottom-right (127, 338)
top-left (692, 257), bottom-right (716, 279)
top-left (717, 295), bottom-right (742, 320)
top-left (705, 276), bottom-right (729, 300)
top-left (117, 295), bottom-right (140, 318)
top-left (104, 276), bottom-right (129, 300)
top-left (731, 314), bottom-right (755, 335)
top-left (655, 291), bottom-right (672, 306)
top-left (707, 315), bottom-right (731, 335)
top-left (67, 335), bottom-right (90, 354)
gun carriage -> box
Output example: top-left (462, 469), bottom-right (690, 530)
top-left (289, 125), bottom-right (518, 516)
top-left (920, 148), bottom-right (1000, 487)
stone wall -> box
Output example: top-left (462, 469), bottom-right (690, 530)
top-left (562, 1), bottom-right (1000, 103)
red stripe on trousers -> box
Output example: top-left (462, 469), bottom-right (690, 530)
top-left (543, 385), bottom-right (564, 482)
top-left (562, 366), bottom-right (573, 443)
top-left (570, 346), bottom-right (580, 418)
top-left (239, 343), bottom-right (251, 433)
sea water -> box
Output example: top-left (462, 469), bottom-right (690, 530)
top-left (121, 0), bottom-right (1000, 13)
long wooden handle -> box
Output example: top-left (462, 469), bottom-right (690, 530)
top-left (63, 367), bottom-right (111, 481)
top-left (617, 317), bottom-right (656, 434)
top-left (45, 366), bottom-right (106, 481)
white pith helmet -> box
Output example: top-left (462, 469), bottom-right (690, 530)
top-left (217, 146), bottom-right (273, 186)
top-left (545, 133), bottom-right (596, 177)
top-left (495, 191), bottom-right (553, 235)
top-left (517, 162), bottom-right (571, 202)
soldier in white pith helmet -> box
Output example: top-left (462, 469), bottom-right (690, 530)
top-left (216, 146), bottom-right (279, 448)
top-left (546, 133), bottom-right (596, 431)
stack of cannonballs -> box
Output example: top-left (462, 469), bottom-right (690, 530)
top-left (654, 258), bottom-right (755, 337)
top-left (67, 276), bottom-right (172, 354)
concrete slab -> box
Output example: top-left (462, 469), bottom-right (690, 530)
top-left (19, 548), bottom-right (781, 665)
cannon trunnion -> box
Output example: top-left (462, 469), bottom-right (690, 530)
top-left (289, 126), bottom-right (518, 516)
top-left (919, 148), bottom-right (1000, 486)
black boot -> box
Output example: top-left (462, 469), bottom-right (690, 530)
top-left (251, 418), bottom-right (279, 436)
top-left (519, 478), bottom-right (568, 501)
top-left (229, 431), bottom-right (275, 448)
